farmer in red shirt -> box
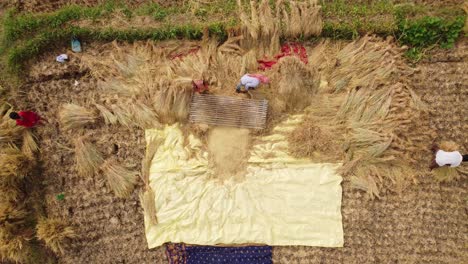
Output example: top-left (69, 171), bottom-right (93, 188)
top-left (9, 111), bottom-right (44, 128)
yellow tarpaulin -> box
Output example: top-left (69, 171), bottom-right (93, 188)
top-left (144, 116), bottom-right (343, 248)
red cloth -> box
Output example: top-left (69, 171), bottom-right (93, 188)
top-left (192, 80), bottom-right (209, 93)
top-left (16, 111), bottom-right (41, 128)
top-left (170, 47), bottom-right (200, 60)
top-left (258, 43), bottom-right (308, 70)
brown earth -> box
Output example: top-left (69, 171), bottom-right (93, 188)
top-left (9, 39), bottom-right (467, 264)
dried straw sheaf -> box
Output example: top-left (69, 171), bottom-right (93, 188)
top-left (140, 137), bottom-right (164, 226)
top-left (288, 119), bottom-right (342, 162)
top-left (21, 130), bottom-right (39, 158)
top-left (74, 137), bottom-right (103, 177)
top-left (0, 146), bottom-right (32, 186)
top-left (0, 225), bottom-right (33, 263)
top-left (334, 37), bottom-right (435, 197)
top-left (82, 36), bottom-right (249, 125)
top-left (0, 202), bottom-right (27, 226)
top-left (237, 0), bottom-right (322, 55)
top-left (281, 0), bottom-right (323, 38)
top-left (293, 35), bottom-right (435, 198)
top-left (100, 159), bottom-right (137, 198)
top-left (432, 166), bottom-right (464, 182)
top-left (439, 141), bottom-right (459, 152)
top-left (237, 0), bottom-right (281, 58)
top-left (272, 56), bottom-right (319, 111)
top-left (36, 218), bottom-right (76, 255)
top-left (58, 103), bottom-right (98, 130)
top-left (0, 110), bottom-right (24, 146)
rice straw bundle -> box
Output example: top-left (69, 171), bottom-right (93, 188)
top-left (350, 175), bottom-right (380, 199)
top-left (130, 102), bottom-right (159, 129)
top-left (110, 104), bottom-right (133, 128)
top-left (439, 141), bottom-right (459, 152)
top-left (95, 104), bottom-right (118, 125)
top-left (139, 189), bottom-right (158, 226)
top-left (237, 0), bottom-right (282, 58)
top-left (281, 0), bottom-right (322, 39)
top-left (58, 103), bottom-right (98, 130)
top-left (0, 183), bottom-right (22, 202)
top-left (100, 159), bottom-right (137, 198)
top-left (140, 137), bottom-right (163, 225)
top-left (152, 80), bottom-right (192, 123)
top-left (21, 130), bottom-right (39, 158)
top-left (274, 56), bottom-right (318, 111)
top-left (288, 119), bottom-right (341, 160)
top-left (36, 218), bottom-right (77, 255)
top-left (0, 146), bottom-right (31, 185)
top-left (0, 226), bottom-right (32, 263)
top-left (74, 137), bottom-right (103, 177)
top-left (0, 202), bottom-right (27, 225)
top-left (0, 111), bottom-right (24, 146)
top-left (432, 166), bottom-right (462, 182)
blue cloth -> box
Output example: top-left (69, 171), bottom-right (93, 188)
top-left (186, 246), bottom-right (272, 264)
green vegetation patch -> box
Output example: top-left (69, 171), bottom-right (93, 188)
top-left (0, 0), bottom-right (466, 76)
top-left (395, 5), bottom-right (465, 62)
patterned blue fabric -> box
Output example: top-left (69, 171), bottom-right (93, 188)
top-left (186, 246), bottom-right (272, 264)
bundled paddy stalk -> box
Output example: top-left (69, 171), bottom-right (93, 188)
top-left (21, 130), bottom-right (39, 158)
top-left (36, 218), bottom-right (77, 255)
top-left (74, 137), bottom-right (103, 177)
top-left (59, 103), bottom-right (98, 130)
top-left (101, 159), bottom-right (137, 198)
top-left (140, 137), bottom-right (163, 225)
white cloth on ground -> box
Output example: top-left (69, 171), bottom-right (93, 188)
top-left (56, 54), bottom-right (68, 63)
top-left (240, 74), bottom-right (261, 90)
top-left (435, 150), bottom-right (463, 167)
top-left (144, 117), bottom-right (344, 248)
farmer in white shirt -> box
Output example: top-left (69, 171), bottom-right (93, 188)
top-left (430, 144), bottom-right (468, 170)
top-left (236, 73), bottom-right (270, 93)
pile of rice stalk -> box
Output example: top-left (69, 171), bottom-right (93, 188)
top-left (74, 137), bottom-right (103, 177)
top-left (237, 0), bottom-right (322, 57)
top-left (0, 146), bottom-right (33, 186)
top-left (338, 37), bottom-right (435, 197)
top-left (0, 109), bottom-right (25, 146)
top-left (36, 218), bottom-right (76, 255)
top-left (0, 106), bottom-right (41, 262)
top-left (82, 34), bottom-right (247, 125)
top-left (100, 159), bottom-right (137, 198)
top-left (140, 137), bottom-right (164, 226)
top-left (271, 56), bottom-right (320, 112)
top-left (237, 0), bottom-right (281, 58)
top-left (281, 0), bottom-right (323, 39)
top-left (288, 119), bottom-right (343, 162)
top-left (21, 130), bottom-right (39, 159)
top-left (298, 35), bottom-right (435, 198)
top-left (58, 103), bottom-right (98, 130)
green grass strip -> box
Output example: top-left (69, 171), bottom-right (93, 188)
top-left (7, 23), bottom-right (228, 73)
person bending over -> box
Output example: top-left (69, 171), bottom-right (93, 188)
top-left (9, 111), bottom-right (45, 128)
top-left (236, 74), bottom-right (270, 93)
top-left (430, 143), bottom-right (468, 170)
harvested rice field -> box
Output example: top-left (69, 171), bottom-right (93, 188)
top-left (0, 1), bottom-right (467, 264)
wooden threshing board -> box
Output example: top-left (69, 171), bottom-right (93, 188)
top-left (189, 94), bottom-right (268, 129)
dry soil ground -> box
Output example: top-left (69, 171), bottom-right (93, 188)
top-left (11, 39), bottom-right (467, 263)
